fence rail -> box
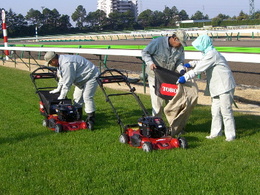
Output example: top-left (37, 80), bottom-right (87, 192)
top-left (1, 46), bottom-right (259, 63)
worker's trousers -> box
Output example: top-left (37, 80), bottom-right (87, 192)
top-left (73, 68), bottom-right (99, 114)
top-left (210, 89), bottom-right (236, 140)
top-left (148, 76), bottom-right (165, 117)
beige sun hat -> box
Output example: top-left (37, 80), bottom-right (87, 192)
top-left (175, 29), bottom-right (187, 47)
top-left (44, 51), bottom-right (56, 65)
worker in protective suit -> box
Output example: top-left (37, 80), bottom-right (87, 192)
top-left (44, 51), bottom-right (99, 130)
top-left (177, 34), bottom-right (236, 141)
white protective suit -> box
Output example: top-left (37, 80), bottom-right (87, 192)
top-left (56, 55), bottom-right (99, 114)
top-left (182, 34), bottom-right (236, 141)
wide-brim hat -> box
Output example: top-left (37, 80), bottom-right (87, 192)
top-left (175, 29), bottom-right (187, 47)
top-left (44, 51), bottom-right (56, 65)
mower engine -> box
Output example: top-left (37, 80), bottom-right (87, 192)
top-left (56, 104), bottom-right (80, 122)
top-left (138, 116), bottom-right (167, 138)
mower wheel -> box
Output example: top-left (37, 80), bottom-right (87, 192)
top-left (178, 137), bottom-right (188, 149)
top-left (55, 124), bottom-right (63, 133)
top-left (42, 119), bottom-right (49, 127)
top-left (142, 142), bottom-right (153, 152)
top-left (119, 133), bottom-right (129, 144)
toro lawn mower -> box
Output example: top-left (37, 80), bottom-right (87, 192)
top-left (96, 69), bottom-right (188, 152)
top-left (30, 66), bottom-right (87, 132)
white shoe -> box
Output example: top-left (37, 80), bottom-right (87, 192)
top-left (225, 137), bottom-right (235, 142)
top-left (205, 135), bottom-right (218, 139)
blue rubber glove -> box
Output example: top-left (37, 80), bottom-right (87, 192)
top-left (184, 63), bottom-right (192, 68)
top-left (180, 69), bottom-right (186, 75)
top-left (178, 76), bottom-right (186, 84)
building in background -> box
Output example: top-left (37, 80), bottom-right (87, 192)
top-left (97, 0), bottom-right (138, 19)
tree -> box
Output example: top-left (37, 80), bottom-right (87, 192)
top-left (162, 6), bottom-right (180, 26)
top-left (108, 11), bottom-right (125, 30)
top-left (0, 9), bottom-right (34, 37)
top-left (163, 6), bottom-right (173, 26)
top-left (216, 13), bottom-right (230, 20)
top-left (211, 17), bottom-right (222, 27)
top-left (191, 11), bottom-right (208, 20)
top-left (137, 9), bottom-right (154, 28)
top-left (254, 11), bottom-right (260, 19)
top-left (1, 4), bottom-right (259, 37)
top-left (151, 11), bottom-right (165, 27)
top-left (25, 8), bottom-right (42, 26)
top-left (86, 10), bottom-right (108, 30)
top-left (121, 10), bottom-right (136, 29)
top-left (171, 6), bottom-right (179, 16)
top-left (42, 8), bottom-right (61, 27)
top-left (3, 9), bottom-right (28, 35)
top-left (57, 15), bottom-right (72, 30)
top-left (237, 11), bottom-right (249, 20)
top-left (179, 10), bottom-right (189, 20)
top-left (5, 9), bottom-right (27, 27)
top-left (71, 5), bottom-right (87, 29)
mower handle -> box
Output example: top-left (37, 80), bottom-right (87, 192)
top-left (30, 66), bottom-right (58, 81)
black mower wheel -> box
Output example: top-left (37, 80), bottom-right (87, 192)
top-left (55, 124), bottom-right (63, 133)
top-left (178, 137), bottom-right (188, 149)
top-left (142, 142), bottom-right (153, 152)
top-left (119, 133), bottom-right (129, 144)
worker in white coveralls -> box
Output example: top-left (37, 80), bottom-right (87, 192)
top-left (141, 30), bottom-right (188, 117)
top-left (177, 34), bottom-right (236, 141)
top-left (44, 51), bottom-right (99, 130)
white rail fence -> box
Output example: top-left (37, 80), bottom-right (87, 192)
top-left (1, 46), bottom-right (258, 93)
top-left (1, 46), bottom-right (259, 63)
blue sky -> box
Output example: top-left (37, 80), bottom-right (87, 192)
top-left (1, 0), bottom-right (259, 19)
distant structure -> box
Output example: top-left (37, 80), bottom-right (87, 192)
top-left (97, 0), bottom-right (138, 19)
top-left (176, 19), bottom-right (212, 28)
top-left (249, 0), bottom-right (255, 18)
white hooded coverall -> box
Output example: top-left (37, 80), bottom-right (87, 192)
top-left (183, 35), bottom-right (236, 140)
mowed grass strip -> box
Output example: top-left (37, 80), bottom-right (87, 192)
top-left (0, 66), bottom-right (259, 194)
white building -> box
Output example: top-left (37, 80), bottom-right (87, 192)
top-left (97, 0), bottom-right (138, 19)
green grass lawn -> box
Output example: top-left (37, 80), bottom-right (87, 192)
top-left (0, 66), bottom-right (259, 194)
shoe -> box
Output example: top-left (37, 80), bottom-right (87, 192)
top-left (225, 137), bottom-right (235, 142)
top-left (87, 121), bottom-right (94, 131)
top-left (87, 112), bottom-right (95, 123)
top-left (205, 135), bottom-right (218, 139)
top-left (86, 112), bottom-right (95, 130)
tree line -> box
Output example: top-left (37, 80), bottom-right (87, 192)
top-left (1, 5), bottom-right (260, 38)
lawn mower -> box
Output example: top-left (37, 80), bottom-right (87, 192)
top-left (96, 69), bottom-right (188, 152)
top-left (30, 66), bottom-right (87, 132)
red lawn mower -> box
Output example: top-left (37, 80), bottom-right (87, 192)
top-left (30, 66), bottom-right (87, 132)
top-left (96, 69), bottom-right (188, 152)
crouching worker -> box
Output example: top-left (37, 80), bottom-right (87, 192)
top-left (44, 51), bottom-right (99, 130)
top-left (177, 34), bottom-right (236, 141)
